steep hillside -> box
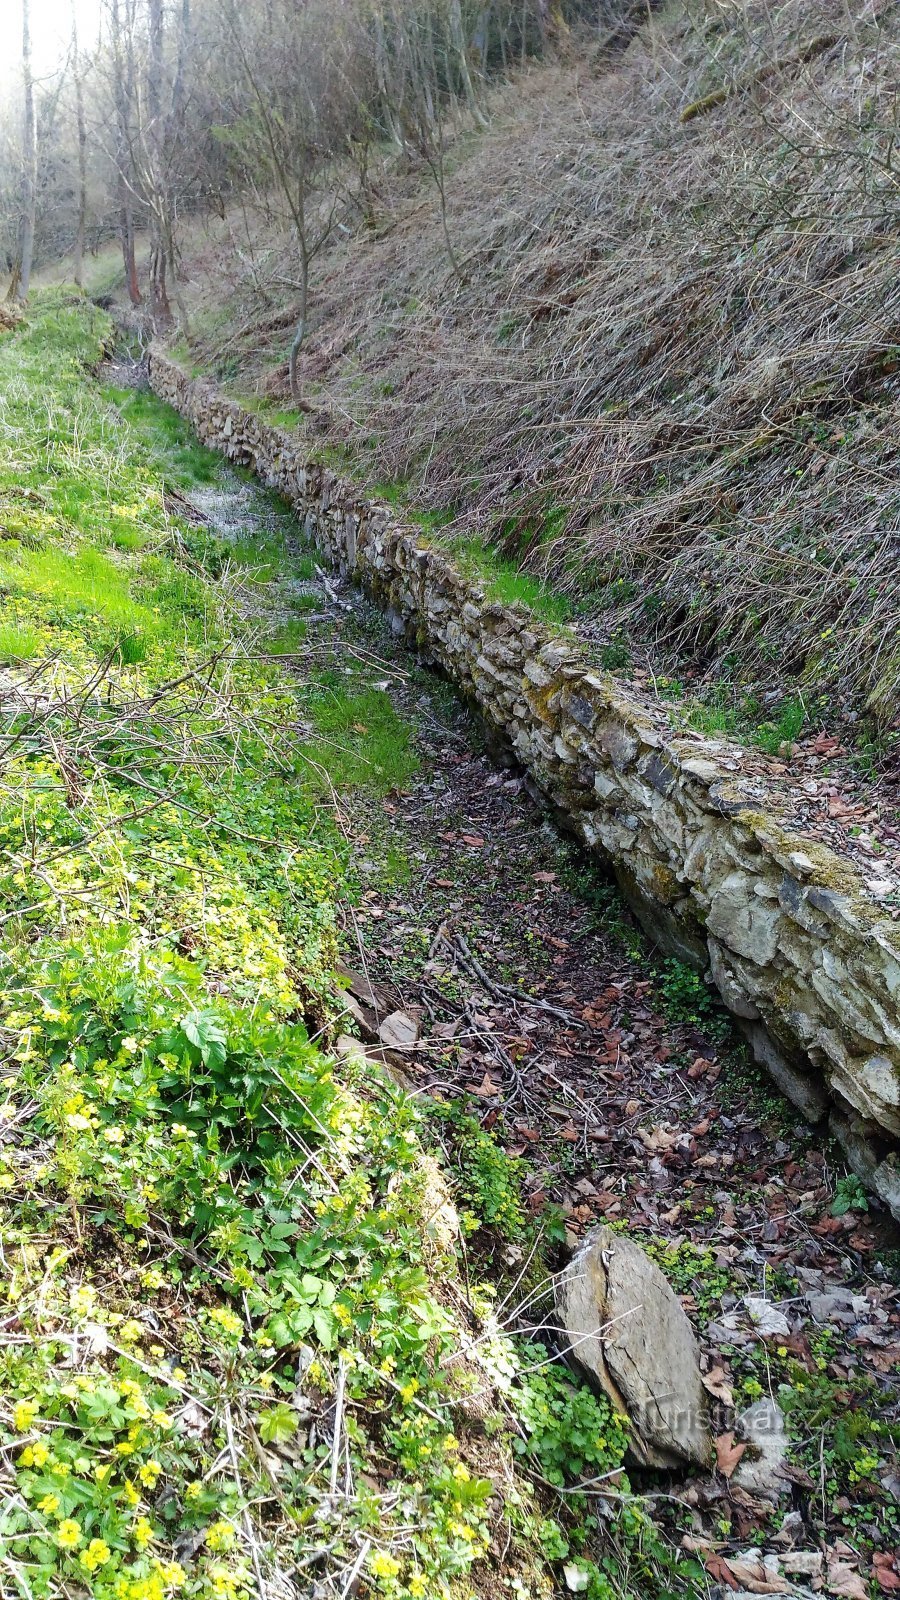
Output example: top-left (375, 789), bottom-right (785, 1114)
top-left (169, 0), bottom-right (900, 758)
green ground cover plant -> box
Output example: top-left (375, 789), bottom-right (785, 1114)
top-left (0, 295), bottom-right (696, 1600)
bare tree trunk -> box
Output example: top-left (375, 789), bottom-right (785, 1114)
top-left (7, 0), bottom-right (37, 304)
top-left (109, 0), bottom-right (142, 304)
top-left (147, 0), bottom-right (172, 326)
top-left (122, 198), bottom-right (141, 303)
top-left (288, 237), bottom-right (310, 405)
top-left (166, 0), bottom-right (192, 331)
top-left (72, 2), bottom-right (88, 291)
top-left (450, 0), bottom-right (488, 126)
top-left (375, 9), bottom-right (404, 146)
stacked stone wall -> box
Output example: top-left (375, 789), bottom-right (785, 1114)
top-left (148, 349), bottom-right (900, 1216)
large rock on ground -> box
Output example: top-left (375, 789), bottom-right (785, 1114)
top-left (732, 1397), bottom-right (789, 1499)
top-left (555, 1227), bottom-right (713, 1469)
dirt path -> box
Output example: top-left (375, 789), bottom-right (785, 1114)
top-left (175, 422), bottom-right (900, 1593)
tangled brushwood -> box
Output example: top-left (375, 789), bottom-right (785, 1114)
top-left (180, 0), bottom-right (900, 742)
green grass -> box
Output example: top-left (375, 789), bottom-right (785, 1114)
top-left (303, 677), bottom-right (419, 793)
top-left (446, 534), bottom-right (573, 625)
top-left (754, 694), bottom-right (807, 753)
top-left (0, 542), bottom-right (159, 643)
top-left (681, 685), bottom-right (809, 754)
top-left (103, 385), bottom-right (224, 489)
top-left (0, 621), bottom-right (43, 662)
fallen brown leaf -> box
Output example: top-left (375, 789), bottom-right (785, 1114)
top-left (827, 1560), bottom-right (869, 1599)
top-left (726, 1555), bottom-right (790, 1595)
top-left (702, 1366), bottom-right (734, 1405)
top-left (687, 1056), bottom-right (713, 1079)
top-left (704, 1552), bottom-right (740, 1590)
top-left (714, 1431), bottom-right (747, 1478)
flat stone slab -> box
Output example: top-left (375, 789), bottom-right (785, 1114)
top-left (556, 1226), bottom-right (712, 1469)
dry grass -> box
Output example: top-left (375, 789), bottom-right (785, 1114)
top-left (180, 0), bottom-right (900, 738)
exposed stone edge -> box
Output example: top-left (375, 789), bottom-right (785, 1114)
top-left (146, 349), bottom-right (900, 1218)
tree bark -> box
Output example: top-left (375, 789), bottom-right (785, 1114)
top-left (109, 0), bottom-right (142, 304)
top-left (288, 242), bottom-right (309, 405)
top-left (147, 0), bottom-right (172, 326)
top-left (72, 3), bottom-right (88, 291)
top-left (450, 0), bottom-right (488, 126)
top-left (7, 0), bottom-right (37, 304)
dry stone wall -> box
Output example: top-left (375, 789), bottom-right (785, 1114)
top-left (148, 349), bottom-right (900, 1218)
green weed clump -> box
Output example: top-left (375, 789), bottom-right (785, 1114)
top-left (445, 534), bottom-right (573, 625)
top-left (428, 1105), bottom-right (527, 1240)
top-left (658, 958), bottom-right (729, 1039)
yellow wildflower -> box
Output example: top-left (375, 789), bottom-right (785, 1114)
top-left (123, 1478), bottom-right (141, 1506)
top-left (448, 1519), bottom-right (475, 1542)
top-left (139, 1459), bottom-right (162, 1488)
top-left (134, 1516), bottom-right (154, 1549)
top-left (209, 1567), bottom-right (244, 1599)
top-left (153, 1559), bottom-right (186, 1588)
top-left (79, 1537), bottom-right (112, 1571)
top-left (370, 1551), bottom-right (402, 1581)
top-left (13, 1398), bottom-right (38, 1431)
top-left (69, 1285), bottom-right (96, 1317)
top-left (209, 1307), bottom-right (243, 1338)
top-left (36, 1493), bottom-right (60, 1516)
top-left (57, 1518), bottom-right (82, 1550)
top-left (205, 1519), bottom-right (237, 1551)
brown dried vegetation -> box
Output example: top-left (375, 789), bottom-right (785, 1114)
top-left (186, 0), bottom-right (900, 739)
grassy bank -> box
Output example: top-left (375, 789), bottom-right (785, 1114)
top-left (0, 296), bottom-right (703, 1600)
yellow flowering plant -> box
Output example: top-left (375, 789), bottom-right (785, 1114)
top-left (0, 301), bottom-right (676, 1600)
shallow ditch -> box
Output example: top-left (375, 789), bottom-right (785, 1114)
top-left (111, 373), bottom-right (900, 1587)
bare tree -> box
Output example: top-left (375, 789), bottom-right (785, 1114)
top-left (145, 0), bottom-right (171, 323)
top-left (216, 0), bottom-right (348, 403)
top-left (71, 0), bottom-right (89, 290)
top-left (106, 0), bottom-right (142, 304)
top-left (6, 0), bottom-right (37, 303)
